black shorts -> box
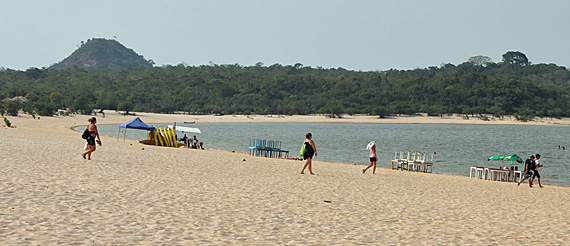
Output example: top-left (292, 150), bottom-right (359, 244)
top-left (87, 138), bottom-right (96, 146)
top-left (370, 157), bottom-right (377, 162)
top-left (303, 152), bottom-right (314, 160)
top-left (532, 170), bottom-right (540, 179)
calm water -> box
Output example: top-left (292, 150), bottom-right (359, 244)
top-left (82, 123), bottom-right (570, 187)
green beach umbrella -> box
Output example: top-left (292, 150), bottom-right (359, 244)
top-left (487, 154), bottom-right (523, 163)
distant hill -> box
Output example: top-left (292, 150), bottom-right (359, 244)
top-left (4, 49), bottom-right (570, 118)
top-left (49, 38), bottom-right (153, 70)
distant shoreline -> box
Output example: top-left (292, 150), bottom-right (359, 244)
top-left (77, 111), bottom-right (570, 127)
top-left (11, 110), bottom-right (570, 127)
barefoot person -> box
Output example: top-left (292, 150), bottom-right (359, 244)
top-left (363, 141), bottom-right (377, 174)
top-left (530, 154), bottom-right (544, 188)
top-left (518, 155), bottom-right (534, 187)
top-left (82, 117), bottom-right (101, 160)
top-left (300, 133), bottom-right (317, 175)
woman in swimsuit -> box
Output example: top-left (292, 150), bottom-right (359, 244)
top-left (363, 141), bottom-right (377, 174)
top-left (82, 117), bottom-right (101, 160)
top-left (300, 133), bottom-right (317, 175)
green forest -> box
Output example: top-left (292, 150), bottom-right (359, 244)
top-left (1, 51), bottom-right (570, 120)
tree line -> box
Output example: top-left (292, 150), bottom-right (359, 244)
top-left (1, 52), bottom-right (569, 120)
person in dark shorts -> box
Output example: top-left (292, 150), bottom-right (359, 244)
top-left (530, 154), bottom-right (543, 188)
top-left (363, 141), bottom-right (377, 174)
top-left (181, 134), bottom-right (189, 147)
top-left (87, 131), bottom-right (97, 146)
top-left (517, 155), bottom-right (535, 187)
top-left (82, 117), bottom-right (101, 160)
top-left (300, 133), bottom-right (317, 175)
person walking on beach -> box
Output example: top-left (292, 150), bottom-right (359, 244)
top-left (530, 153), bottom-right (544, 188)
top-left (300, 133), bottom-right (317, 175)
top-left (363, 141), bottom-right (377, 174)
top-left (82, 117), bottom-right (101, 160)
top-left (518, 155), bottom-right (535, 187)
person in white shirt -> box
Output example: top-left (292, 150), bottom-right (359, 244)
top-left (363, 141), bottom-right (377, 174)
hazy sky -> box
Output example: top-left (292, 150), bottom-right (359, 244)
top-left (1, 0), bottom-right (569, 71)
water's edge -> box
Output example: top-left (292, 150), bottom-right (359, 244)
top-left (74, 122), bottom-right (570, 187)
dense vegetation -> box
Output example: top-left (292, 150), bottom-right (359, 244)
top-left (1, 51), bottom-right (569, 120)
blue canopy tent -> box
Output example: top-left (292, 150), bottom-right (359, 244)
top-left (118, 117), bottom-right (155, 141)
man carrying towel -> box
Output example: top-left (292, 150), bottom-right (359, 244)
top-left (531, 154), bottom-right (544, 188)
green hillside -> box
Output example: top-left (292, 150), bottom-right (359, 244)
top-left (49, 38), bottom-right (153, 70)
top-left (1, 51), bottom-right (570, 120)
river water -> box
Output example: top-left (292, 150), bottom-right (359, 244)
top-left (85, 123), bottom-right (570, 187)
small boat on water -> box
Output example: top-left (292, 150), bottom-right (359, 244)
top-left (183, 121), bottom-right (196, 124)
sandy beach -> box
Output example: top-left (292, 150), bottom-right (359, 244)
top-left (1, 112), bottom-right (569, 245)
top-left (82, 112), bottom-right (570, 125)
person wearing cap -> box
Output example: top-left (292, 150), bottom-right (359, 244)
top-left (363, 141), bottom-right (377, 174)
top-left (531, 154), bottom-right (544, 188)
top-left (517, 155), bottom-right (535, 187)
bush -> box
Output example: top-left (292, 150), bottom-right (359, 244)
top-left (372, 106), bottom-right (390, 118)
top-left (35, 102), bottom-right (58, 116)
top-left (328, 104), bottom-right (344, 118)
top-left (3, 117), bottom-right (11, 127)
top-left (117, 101), bottom-right (135, 114)
top-left (514, 114), bottom-right (533, 122)
top-left (4, 101), bottom-right (20, 116)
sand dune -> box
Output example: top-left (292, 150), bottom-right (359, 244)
top-left (1, 113), bottom-right (569, 245)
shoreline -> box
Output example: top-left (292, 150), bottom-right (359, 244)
top-left (2, 112), bottom-right (570, 244)
top-left (27, 111), bottom-right (570, 189)
top-left (66, 111), bottom-right (569, 188)
top-left (57, 110), bottom-right (570, 126)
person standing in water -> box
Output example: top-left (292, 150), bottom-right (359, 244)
top-left (82, 117), bottom-right (101, 160)
top-left (363, 141), bottom-right (377, 174)
top-left (300, 133), bottom-right (317, 175)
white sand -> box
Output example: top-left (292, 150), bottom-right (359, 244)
top-left (1, 112), bottom-right (569, 245)
top-left (97, 112), bottom-right (570, 125)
